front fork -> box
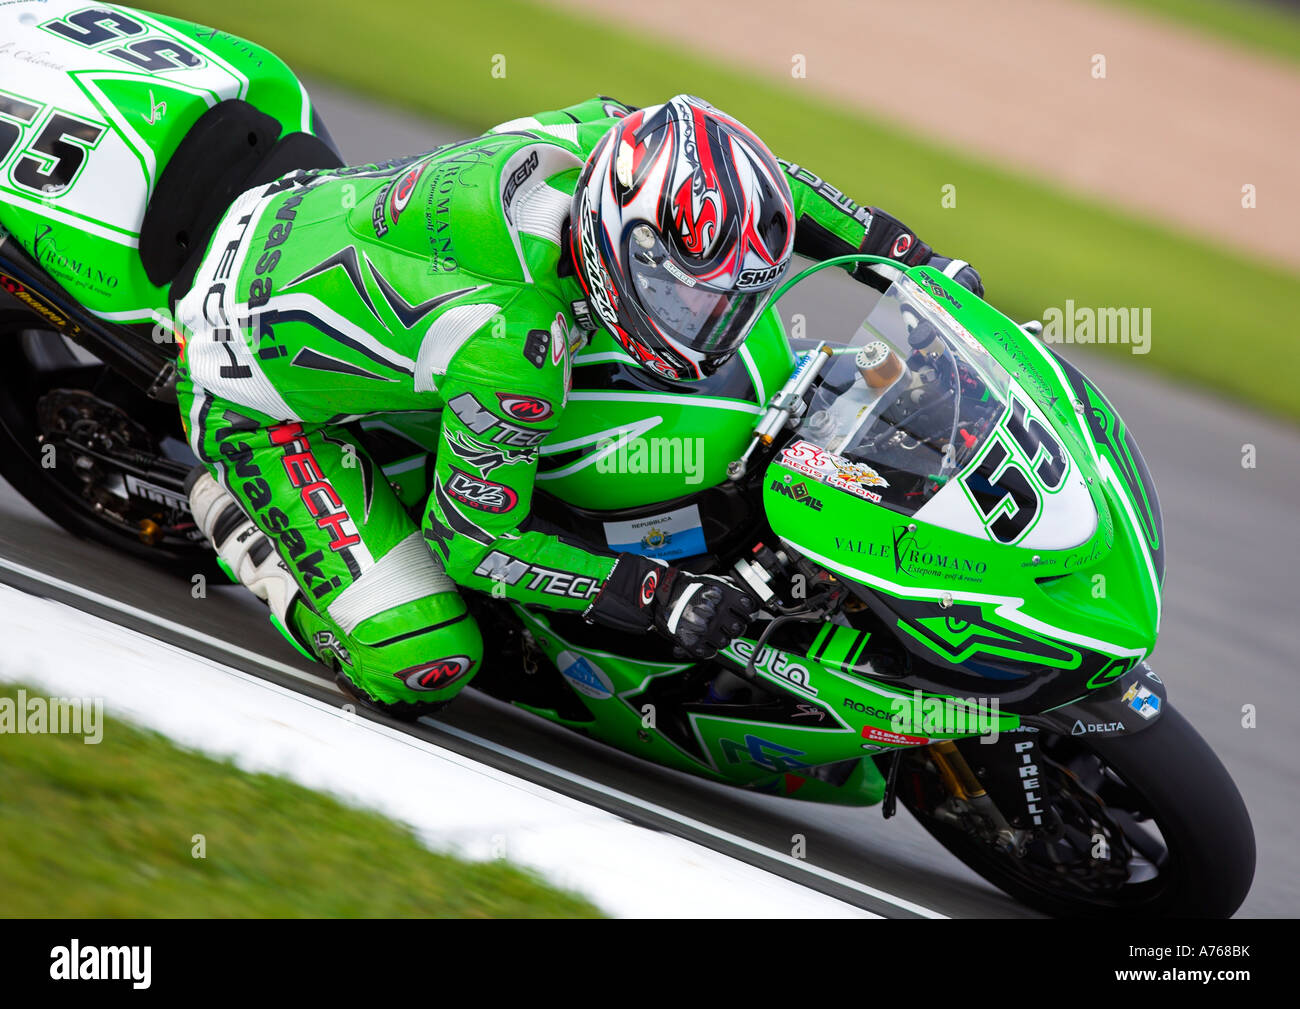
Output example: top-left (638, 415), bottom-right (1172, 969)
top-left (925, 740), bottom-right (1026, 856)
top-left (885, 665), bottom-right (1167, 849)
top-left (883, 735), bottom-right (1032, 856)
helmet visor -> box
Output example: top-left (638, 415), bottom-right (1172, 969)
top-left (626, 233), bottom-right (767, 356)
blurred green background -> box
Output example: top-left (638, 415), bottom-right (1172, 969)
top-left (149, 0), bottom-right (1300, 421)
top-left (1096, 0), bottom-right (1300, 65)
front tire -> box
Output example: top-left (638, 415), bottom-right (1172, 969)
top-left (896, 703), bottom-right (1255, 917)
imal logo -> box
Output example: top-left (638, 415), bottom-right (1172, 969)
top-left (769, 479), bottom-right (822, 510)
top-left (50, 941), bottom-right (151, 989)
top-left (919, 273), bottom-right (962, 310)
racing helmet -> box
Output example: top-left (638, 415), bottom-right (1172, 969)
top-left (569, 95), bottom-right (796, 381)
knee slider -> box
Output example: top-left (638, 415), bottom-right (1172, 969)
top-left (344, 595), bottom-right (484, 709)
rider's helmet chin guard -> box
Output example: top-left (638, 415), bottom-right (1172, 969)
top-left (569, 95), bottom-right (796, 382)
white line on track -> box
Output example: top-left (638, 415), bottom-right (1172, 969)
top-left (0, 552), bottom-right (948, 919)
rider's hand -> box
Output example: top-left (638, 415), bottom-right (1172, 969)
top-left (856, 207), bottom-right (933, 268)
top-left (650, 567), bottom-right (758, 659)
top-left (850, 208), bottom-right (983, 298)
top-left (585, 554), bottom-right (759, 659)
top-left (927, 255), bottom-right (985, 298)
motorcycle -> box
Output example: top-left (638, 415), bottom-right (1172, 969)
top-left (0, 2), bottom-right (1255, 917)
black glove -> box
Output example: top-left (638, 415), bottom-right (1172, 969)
top-left (926, 254), bottom-right (984, 298)
top-left (856, 207), bottom-right (933, 270)
top-left (652, 566), bottom-right (758, 659)
top-left (852, 208), bottom-right (984, 298)
top-left (585, 554), bottom-right (758, 659)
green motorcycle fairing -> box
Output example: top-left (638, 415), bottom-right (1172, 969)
top-left (516, 260), bottom-right (1164, 802)
top-left (759, 265), bottom-right (1161, 706)
top-left (0, 1), bottom-right (318, 323)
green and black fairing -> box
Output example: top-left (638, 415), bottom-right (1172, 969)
top-left (1053, 351), bottom-right (1166, 587)
top-left (759, 259), bottom-right (1163, 715)
top-left (461, 255), bottom-right (1166, 802)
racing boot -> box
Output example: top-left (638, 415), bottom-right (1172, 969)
top-left (185, 467), bottom-right (301, 645)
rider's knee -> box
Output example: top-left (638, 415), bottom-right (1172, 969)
top-left (333, 592), bottom-right (483, 717)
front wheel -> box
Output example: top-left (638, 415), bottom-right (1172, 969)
top-left (895, 703), bottom-right (1255, 917)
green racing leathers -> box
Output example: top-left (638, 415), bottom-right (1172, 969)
top-left (174, 96), bottom-right (950, 709)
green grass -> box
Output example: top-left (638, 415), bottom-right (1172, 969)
top-left (0, 683), bottom-right (601, 917)
top-left (149, 0), bottom-right (1300, 421)
top-left (1095, 0), bottom-right (1300, 67)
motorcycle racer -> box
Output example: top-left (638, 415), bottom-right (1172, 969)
top-left (176, 94), bottom-right (982, 716)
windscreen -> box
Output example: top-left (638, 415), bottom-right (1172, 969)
top-left (793, 275), bottom-right (1012, 516)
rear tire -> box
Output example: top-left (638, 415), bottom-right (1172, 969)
top-left (0, 310), bottom-right (220, 577)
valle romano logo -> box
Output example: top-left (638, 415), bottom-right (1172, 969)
top-left (891, 525), bottom-right (988, 583)
top-left (33, 226), bottom-right (119, 295)
top-left (49, 940), bottom-right (151, 989)
top-left (834, 536), bottom-right (890, 558)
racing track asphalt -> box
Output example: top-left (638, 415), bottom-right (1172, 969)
top-left (0, 80), bottom-right (1293, 918)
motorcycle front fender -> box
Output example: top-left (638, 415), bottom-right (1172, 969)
top-left (1025, 661), bottom-right (1167, 739)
